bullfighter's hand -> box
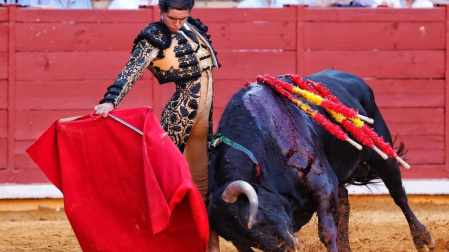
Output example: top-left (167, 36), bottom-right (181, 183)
top-left (94, 103), bottom-right (114, 118)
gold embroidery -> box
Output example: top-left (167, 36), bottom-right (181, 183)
top-left (102, 40), bottom-right (155, 106)
top-left (161, 79), bottom-right (201, 152)
top-left (184, 31), bottom-right (214, 72)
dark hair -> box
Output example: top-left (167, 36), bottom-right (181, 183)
top-left (159, 0), bottom-right (195, 12)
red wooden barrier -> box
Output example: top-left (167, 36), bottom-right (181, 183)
top-left (1, 4), bottom-right (448, 184)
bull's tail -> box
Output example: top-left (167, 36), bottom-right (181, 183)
top-left (350, 136), bottom-right (407, 186)
top-left (350, 163), bottom-right (380, 186)
top-left (394, 137), bottom-right (407, 162)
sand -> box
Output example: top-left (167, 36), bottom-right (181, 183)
top-left (0, 195), bottom-right (448, 252)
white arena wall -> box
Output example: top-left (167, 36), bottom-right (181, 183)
top-left (0, 179), bottom-right (448, 199)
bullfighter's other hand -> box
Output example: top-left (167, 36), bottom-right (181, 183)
top-left (94, 102), bottom-right (114, 118)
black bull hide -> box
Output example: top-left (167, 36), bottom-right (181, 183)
top-left (207, 70), bottom-right (435, 252)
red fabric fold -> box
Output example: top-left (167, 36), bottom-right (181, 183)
top-left (26, 107), bottom-right (208, 252)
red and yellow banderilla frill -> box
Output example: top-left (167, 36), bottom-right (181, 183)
top-left (256, 74), bottom-right (410, 169)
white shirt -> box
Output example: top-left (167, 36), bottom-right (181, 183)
top-left (237, 0), bottom-right (301, 8)
top-left (19, 0), bottom-right (92, 8)
top-left (107, 0), bottom-right (157, 9)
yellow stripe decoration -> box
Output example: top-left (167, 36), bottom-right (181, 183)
top-left (329, 111), bottom-right (345, 123)
top-left (292, 87), bottom-right (323, 105)
top-left (349, 117), bottom-right (364, 128)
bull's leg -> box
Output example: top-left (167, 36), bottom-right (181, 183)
top-left (231, 242), bottom-right (254, 252)
top-left (208, 229), bottom-right (220, 252)
top-left (337, 186), bottom-right (351, 252)
top-left (373, 158), bottom-right (435, 252)
top-left (309, 174), bottom-right (339, 252)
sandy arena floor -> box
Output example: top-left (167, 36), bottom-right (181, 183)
top-left (0, 195), bottom-right (448, 252)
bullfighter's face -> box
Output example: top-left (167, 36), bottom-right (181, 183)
top-left (160, 8), bottom-right (190, 33)
top-left (209, 184), bottom-right (301, 252)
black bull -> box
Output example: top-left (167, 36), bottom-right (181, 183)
top-left (207, 69), bottom-right (435, 252)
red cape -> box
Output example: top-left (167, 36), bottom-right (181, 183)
top-left (27, 107), bottom-right (209, 252)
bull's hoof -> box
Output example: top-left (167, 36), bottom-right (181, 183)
top-left (286, 236), bottom-right (300, 252)
top-left (337, 246), bottom-right (351, 252)
top-left (416, 237), bottom-right (435, 252)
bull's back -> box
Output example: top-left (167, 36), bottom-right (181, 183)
top-left (216, 69), bottom-right (392, 184)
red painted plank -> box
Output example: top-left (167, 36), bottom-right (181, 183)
top-left (14, 140), bottom-right (37, 170)
top-left (445, 5), bottom-right (449, 180)
top-left (15, 79), bottom-right (154, 110)
top-left (296, 6), bottom-right (306, 75)
top-left (304, 50), bottom-right (445, 79)
top-left (0, 80), bottom-right (6, 109)
top-left (395, 135), bottom-right (444, 165)
top-left (380, 107), bottom-right (444, 136)
top-left (304, 22), bottom-right (445, 50)
top-left (192, 7), bottom-right (297, 23)
top-left (14, 156), bottom-right (44, 173)
top-left (212, 108), bottom-right (224, 133)
top-left (0, 24), bottom-right (7, 52)
top-left (0, 8), bottom-right (7, 22)
top-left (15, 8), bottom-right (155, 23)
top-left (15, 51), bottom-right (132, 81)
top-left (5, 138), bottom-right (47, 171)
top-left (366, 79), bottom-right (445, 108)
top-left (14, 21), bottom-right (296, 52)
top-left (0, 167), bottom-right (49, 184)
top-left (14, 6), bottom-right (295, 24)
top-left (304, 7), bottom-right (446, 22)
top-left (15, 51), bottom-right (297, 81)
top-left (15, 110), bottom-right (95, 140)
top-left (0, 52), bottom-right (7, 79)
top-left (208, 22), bottom-right (296, 50)
top-left (215, 51), bottom-right (297, 79)
top-left (0, 109), bottom-right (6, 138)
top-left (15, 140), bottom-right (33, 155)
top-left (401, 165), bottom-right (449, 179)
top-left (0, 7), bottom-right (8, 21)
top-left (0, 139), bottom-right (5, 169)
top-left (12, 16), bottom-right (445, 52)
top-left (13, 140), bottom-right (74, 173)
top-left (15, 23), bottom-right (143, 52)
top-left (213, 79), bottom-right (248, 108)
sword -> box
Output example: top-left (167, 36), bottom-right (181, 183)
top-left (108, 114), bottom-right (143, 136)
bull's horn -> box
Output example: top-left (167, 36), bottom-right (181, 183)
top-left (222, 180), bottom-right (259, 229)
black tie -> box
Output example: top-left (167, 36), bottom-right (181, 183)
top-left (180, 26), bottom-right (199, 45)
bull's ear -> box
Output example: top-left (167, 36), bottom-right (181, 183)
top-left (222, 181), bottom-right (259, 229)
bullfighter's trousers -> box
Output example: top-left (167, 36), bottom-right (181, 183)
top-left (183, 70), bottom-right (213, 201)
